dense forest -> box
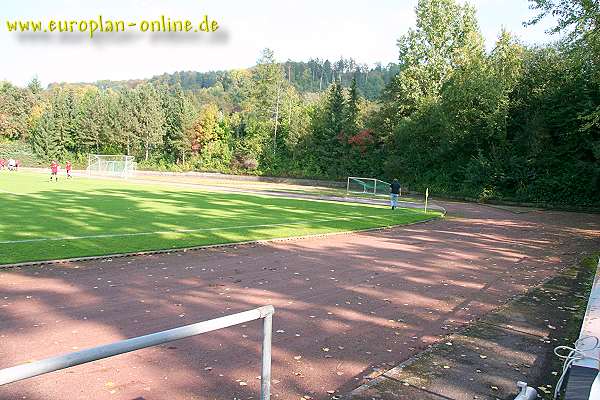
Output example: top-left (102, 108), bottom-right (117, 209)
top-left (1, 0), bottom-right (598, 207)
top-left (69, 59), bottom-right (400, 101)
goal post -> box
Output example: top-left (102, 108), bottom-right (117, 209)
top-left (87, 154), bottom-right (136, 178)
top-left (347, 176), bottom-right (396, 196)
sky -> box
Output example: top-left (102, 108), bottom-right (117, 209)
top-left (0, 0), bottom-right (559, 87)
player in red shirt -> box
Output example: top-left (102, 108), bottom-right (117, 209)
top-left (0, 159), bottom-right (5, 170)
top-left (65, 160), bottom-right (72, 178)
top-left (15, 159), bottom-right (20, 171)
top-left (50, 160), bottom-right (59, 182)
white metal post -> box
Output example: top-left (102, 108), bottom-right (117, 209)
top-left (260, 312), bottom-right (273, 400)
top-left (346, 177), bottom-right (350, 194)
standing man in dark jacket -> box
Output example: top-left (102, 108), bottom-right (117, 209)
top-left (390, 179), bottom-right (401, 210)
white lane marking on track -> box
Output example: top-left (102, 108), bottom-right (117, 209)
top-left (0, 215), bottom-right (385, 244)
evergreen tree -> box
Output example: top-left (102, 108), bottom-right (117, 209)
top-left (162, 84), bottom-right (186, 163)
top-left (27, 77), bottom-right (43, 96)
top-left (135, 83), bottom-right (165, 161)
top-left (75, 89), bottom-right (102, 153)
top-left (31, 111), bottom-right (61, 160)
top-left (114, 88), bottom-right (141, 156)
top-left (48, 88), bottom-right (77, 154)
top-left (310, 81), bottom-right (347, 176)
top-left (345, 77), bottom-right (360, 135)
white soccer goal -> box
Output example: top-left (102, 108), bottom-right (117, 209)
top-left (347, 176), bottom-right (396, 196)
top-left (87, 154), bottom-right (136, 178)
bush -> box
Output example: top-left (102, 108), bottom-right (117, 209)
top-left (231, 153), bottom-right (258, 171)
top-left (195, 140), bottom-right (232, 171)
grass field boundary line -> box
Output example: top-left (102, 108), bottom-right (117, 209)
top-left (0, 214), bottom-right (401, 244)
top-left (0, 187), bottom-right (20, 195)
top-left (0, 216), bottom-right (442, 269)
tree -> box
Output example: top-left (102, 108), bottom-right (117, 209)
top-left (190, 103), bottom-right (221, 153)
top-left (0, 82), bottom-right (32, 140)
top-left (249, 49), bottom-right (287, 157)
top-left (189, 104), bottom-right (232, 170)
top-left (46, 87), bottom-right (78, 153)
top-left (114, 88), bottom-right (141, 156)
top-left (180, 92), bottom-right (198, 164)
top-left (396, 0), bottom-right (482, 103)
top-left (310, 81), bottom-right (347, 176)
top-left (527, 0), bottom-right (599, 42)
top-left (162, 84), bottom-right (187, 163)
top-left (345, 77), bottom-right (360, 135)
top-left (27, 77), bottom-right (43, 96)
top-left (526, 0), bottom-right (600, 204)
top-left (31, 110), bottom-right (61, 160)
top-left (527, 0), bottom-right (600, 136)
top-left (326, 81), bottom-right (346, 137)
top-left (135, 83), bottom-right (165, 161)
top-left (75, 88), bottom-right (106, 153)
top-left (379, 0), bottom-right (524, 198)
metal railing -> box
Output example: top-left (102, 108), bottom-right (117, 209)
top-left (0, 305), bottom-right (275, 400)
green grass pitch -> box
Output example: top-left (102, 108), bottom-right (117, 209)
top-left (0, 171), bottom-right (440, 265)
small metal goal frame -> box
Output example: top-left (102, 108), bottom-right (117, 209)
top-left (347, 176), bottom-right (396, 196)
top-left (0, 305), bottom-right (275, 400)
top-left (87, 154), bottom-right (136, 179)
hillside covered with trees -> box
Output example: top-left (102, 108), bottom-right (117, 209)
top-left (1, 0), bottom-right (598, 207)
top-left (69, 59), bottom-right (400, 101)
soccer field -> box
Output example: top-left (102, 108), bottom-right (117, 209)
top-left (0, 172), bottom-right (440, 265)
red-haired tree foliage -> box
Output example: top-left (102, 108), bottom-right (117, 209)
top-left (347, 129), bottom-right (374, 154)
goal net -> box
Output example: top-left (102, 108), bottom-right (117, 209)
top-left (87, 154), bottom-right (136, 178)
top-left (347, 176), bottom-right (395, 196)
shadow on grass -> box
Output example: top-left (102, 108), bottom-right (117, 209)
top-left (0, 177), bottom-right (435, 264)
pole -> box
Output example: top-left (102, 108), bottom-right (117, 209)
top-left (0, 306), bottom-right (274, 386)
top-left (260, 313), bottom-right (273, 400)
top-left (273, 84), bottom-right (281, 155)
top-left (346, 177), bottom-right (350, 194)
top-left (425, 188), bottom-right (429, 213)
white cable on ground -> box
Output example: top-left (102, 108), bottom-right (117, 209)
top-left (553, 336), bottom-right (600, 399)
